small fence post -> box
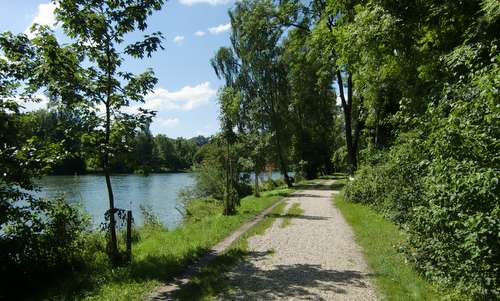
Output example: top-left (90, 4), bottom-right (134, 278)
top-left (126, 210), bottom-right (132, 262)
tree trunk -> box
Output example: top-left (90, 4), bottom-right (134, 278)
top-left (223, 141), bottom-right (235, 215)
top-left (271, 104), bottom-right (292, 188)
top-left (275, 134), bottom-right (292, 187)
top-left (254, 165), bottom-right (260, 197)
top-left (337, 70), bottom-right (358, 174)
top-left (104, 35), bottom-right (118, 263)
top-left (104, 102), bottom-right (119, 262)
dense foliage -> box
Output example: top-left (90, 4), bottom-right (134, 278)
top-left (0, 31), bottom-right (90, 298)
top-left (338, 0), bottom-right (500, 299)
top-left (216, 0), bottom-right (499, 298)
top-left (1, 0), bottom-right (498, 299)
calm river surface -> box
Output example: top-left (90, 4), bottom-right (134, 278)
top-left (34, 173), bottom-right (194, 229)
top-left (33, 172), bottom-right (285, 229)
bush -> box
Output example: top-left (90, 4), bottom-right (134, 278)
top-left (405, 78), bottom-right (500, 299)
top-left (183, 198), bottom-right (223, 223)
top-left (407, 162), bottom-right (499, 299)
top-left (180, 160), bottom-right (252, 204)
top-left (0, 196), bottom-right (90, 296)
top-left (261, 177), bottom-right (286, 192)
top-left (345, 135), bottom-right (426, 223)
top-left (345, 62), bottom-right (500, 299)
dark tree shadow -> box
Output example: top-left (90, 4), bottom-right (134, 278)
top-left (293, 181), bottom-right (346, 192)
top-left (264, 213), bottom-right (330, 221)
top-left (290, 192), bottom-right (328, 198)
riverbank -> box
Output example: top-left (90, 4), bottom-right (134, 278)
top-left (28, 187), bottom-right (292, 300)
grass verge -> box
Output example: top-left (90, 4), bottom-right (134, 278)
top-left (333, 191), bottom-right (441, 301)
top-left (280, 202), bottom-right (304, 228)
top-left (34, 188), bottom-right (292, 301)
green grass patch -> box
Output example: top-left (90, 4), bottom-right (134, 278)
top-left (33, 188), bottom-right (292, 301)
top-left (333, 191), bottom-right (441, 301)
top-left (280, 202), bottom-right (304, 228)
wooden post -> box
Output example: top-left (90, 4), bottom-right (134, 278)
top-left (126, 210), bottom-right (132, 262)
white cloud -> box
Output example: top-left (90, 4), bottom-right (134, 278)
top-left (208, 23), bottom-right (231, 35)
top-left (142, 82), bottom-right (216, 111)
top-left (157, 117), bottom-right (180, 128)
top-left (173, 35), bottom-right (185, 45)
top-left (194, 30), bottom-right (206, 37)
top-left (24, 2), bottom-right (59, 39)
top-left (179, 0), bottom-right (231, 6)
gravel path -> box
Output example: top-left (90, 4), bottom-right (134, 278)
top-left (217, 181), bottom-right (379, 300)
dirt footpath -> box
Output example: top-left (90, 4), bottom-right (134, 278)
top-left (217, 181), bottom-right (379, 300)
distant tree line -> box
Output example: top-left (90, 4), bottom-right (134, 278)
top-left (21, 109), bottom-right (208, 175)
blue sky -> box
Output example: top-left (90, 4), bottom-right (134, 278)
top-left (0, 0), bottom-right (235, 138)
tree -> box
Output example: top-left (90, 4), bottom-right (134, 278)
top-left (218, 86), bottom-right (241, 214)
top-left (133, 122), bottom-right (155, 173)
top-left (53, 0), bottom-right (164, 263)
top-left (0, 31), bottom-right (91, 296)
top-left (336, 0), bottom-right (500, 298)
top-left (212, 0), bottom-right (297, 187)
top-left (282, 26), bottom-right (337, 178)
top-left (309, 0), bottom-right (364, 173)
top-left (23, 109), bottom-right (90, 175)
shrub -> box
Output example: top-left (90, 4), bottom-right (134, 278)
top-left (261, 177), bottom-right (286, 192)
top-left (183, 198), bottom-right (223, 223)
top-left (405, 75), bottom-right (500, 299)
top-left (345, 61), bottom-right (500, 299)
top-left (0, 196), bottom-right (90, 296)
top-left (345, 135), bottom-right (426, 223)
top-left (179, 160), bottom-right (252, 205)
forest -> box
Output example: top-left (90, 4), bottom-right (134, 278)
top-left (0, 0), bottom-right (499, 300)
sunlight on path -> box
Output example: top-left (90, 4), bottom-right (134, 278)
top-left (217, 180), bottom-right (379, 300)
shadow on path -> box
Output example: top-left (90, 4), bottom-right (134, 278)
top-left (293, 182), bottom-right (345, 192)
top-left (265, 213), bottom-right (330, 221)
top-left (217, 251), bottom-right (374, 300)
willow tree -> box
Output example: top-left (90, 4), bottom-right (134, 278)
top-left (213, 0), bottom-right (297, 187)
top-left (54, 0), bottom-right (164, 262)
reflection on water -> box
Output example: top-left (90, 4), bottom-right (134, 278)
top-left (33, 171), bottom-right (287, 229)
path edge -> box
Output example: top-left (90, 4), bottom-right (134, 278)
top-left (148, 192), bottom-right (290, 300)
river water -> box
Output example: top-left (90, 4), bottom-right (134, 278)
top-left (33, 172), bottom-right (286, 229)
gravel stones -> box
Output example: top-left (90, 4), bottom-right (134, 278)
top-left (218, 181), bottom-right (379, 301)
